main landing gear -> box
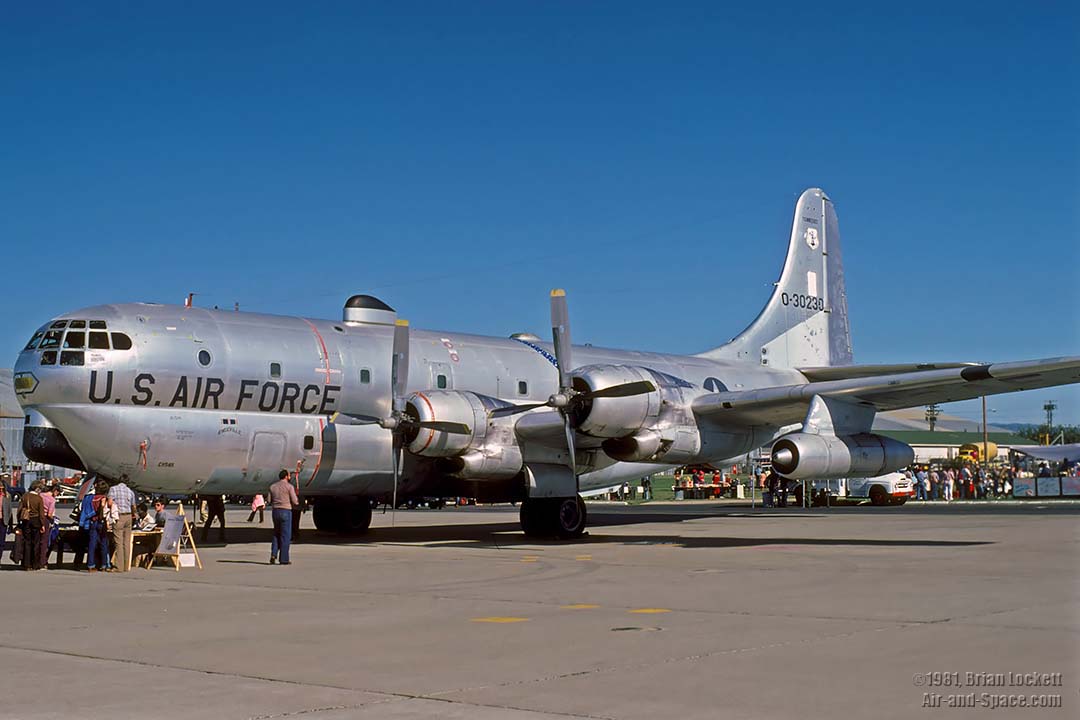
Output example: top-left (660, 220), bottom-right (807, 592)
top-left (519, 496), bottom-right (587, 539)
top-left (312, 497), bottom-right (373, 535)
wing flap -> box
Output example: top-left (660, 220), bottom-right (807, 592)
top-left (695, 356), bottom-right (1080, 426)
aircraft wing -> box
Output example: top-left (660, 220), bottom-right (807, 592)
top-left (693, 356), bottom-right (1080, 426)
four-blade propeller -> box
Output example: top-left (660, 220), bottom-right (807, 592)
top-left (332, 319), bottom-right (470, 523)
top-left (489, 289), bottom-right (656, 478)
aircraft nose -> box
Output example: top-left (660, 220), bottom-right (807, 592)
top-left (23, 408), bottom-right (86, 471)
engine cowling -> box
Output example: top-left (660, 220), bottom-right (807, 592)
top-left (770, 433), bottom-right (914, 479)
top-left (570, 365), bottom-right (662, 438)
top-left (404, 390), bottom-right (523, 480)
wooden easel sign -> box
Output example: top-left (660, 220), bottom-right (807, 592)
top-left (149, 503), bottom-right (202, 571)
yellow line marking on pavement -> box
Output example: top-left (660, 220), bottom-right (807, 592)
top-left (575, 555), bottom-right (592, 560)
top-left (520, 556), bottom-right (539, 563)
top-left (561, 603), bottom-right (600, 610)
top-left (629, 608), bottom-right (671, 614)
top-left (471, 616), bottom-right (530, 623)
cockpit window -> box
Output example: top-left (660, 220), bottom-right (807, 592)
top-left (40, 350), bottom-right (57, 365)
top-left (39, 331), bottom-right (63, 349)
top-left (88, 332), bottom-right (110, 350)
top-left (64, 331), bottom-right (86, 349)
top-left (89, 320), bottom-right (107, 330)
top-left (60, 350), bottom-right (85, 366)
top-left (24, 331), bottom-right (44, 350)
top-left (111, 332), bottom-right (133, 350)
top-left (50, 320), bottom-right (68, 329)
top-left (69, 320), bottom-right (87, 329)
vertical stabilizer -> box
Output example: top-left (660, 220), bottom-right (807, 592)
top-left (699, 188), bottom-right (853, 368)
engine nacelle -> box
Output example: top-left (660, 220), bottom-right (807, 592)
top-left (404, 390), bottom-right (523, 480)
top-left (770, 432), bottom-right (914, 479)
top-left (570, 365), bottom-right (662, 438)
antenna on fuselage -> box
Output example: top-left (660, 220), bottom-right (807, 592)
top-left (184, 293), bottom-right (196, 308)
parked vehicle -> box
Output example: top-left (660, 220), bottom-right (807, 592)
top-left (812, 472), bottom-right (914, 506)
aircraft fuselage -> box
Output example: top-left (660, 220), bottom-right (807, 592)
top-left (14, 302), bottom-right (802, 498)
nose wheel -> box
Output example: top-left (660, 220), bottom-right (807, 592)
top-left (520, 496), bottom-right (587, 539)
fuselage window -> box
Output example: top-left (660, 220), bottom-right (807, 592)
top-left (24, 331), bottom-right (44, 350)
top-left (69, 320), bottom-right (86, 329)
top-left (111, 333), bottom-right (133, 350)
top-left (88, 332), bottom-right (110, 350)
top-left (360, 368), bottom-right (371, 384)
top-left (270, 362), bottom-right (282, 378)
top-left (40, 331), bottom-right (62, 349)
top-left (89, 320), bottom-right (107, 330)
top-left (60, 351), bottom-right (85, 366)
top-left (40, 350), bottom-right (57, 365)
top-left (517, 380), bottom-right (528, 395)
top-left (64, 332), bottom-right (85, 349)
top-left (197, 349), bottom-right (212, 367)
top-left (50, 320), bottom-right (68, 329)
top-left (303, 435), bottom-right (315, 450)
top-left (436, 374), bottom-right (448, 389)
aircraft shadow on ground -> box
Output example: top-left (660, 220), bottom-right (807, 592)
top-left (186, 508), bottom-right (992, 552)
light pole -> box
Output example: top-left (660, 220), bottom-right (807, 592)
top-left (1042, 401), bottom-right (1056, 445)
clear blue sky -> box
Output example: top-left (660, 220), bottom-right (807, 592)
top-left (2, 2), bottom-right (1077, 424)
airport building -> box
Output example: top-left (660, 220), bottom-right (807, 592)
top-left (873, 408), bottom-right (1031, 462)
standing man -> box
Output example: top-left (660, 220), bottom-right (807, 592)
top-left (200, 494), bottom-right (227, 544)
top-left (269, 469), bottom-right (299, 565)
top-left (107, 475), bottom-right (137, 571)
top-left (0, 484), bottom-right (11, 565)
top-left (18, 481), bottom-right (47, 570)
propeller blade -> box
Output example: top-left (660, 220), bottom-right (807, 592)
top-left (488, 402), bottom-right (548, 418)
top-left (563, 413), bottom-right (577, 480)
top-left (391, 437), bottom-right (401, 527)
top-left (391, 319), bottom-right (410, 413)
top-left (581, 380), bottom-right (657, 401)
top-left (331, 412), bottom-right (383, 425)
top-left (415, 420), bottom-right (472, 435)
top-left (550, 289), bottom-right (572, 392)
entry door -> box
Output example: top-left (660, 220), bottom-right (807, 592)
top-left (247, 432), bottom-right (287, 485)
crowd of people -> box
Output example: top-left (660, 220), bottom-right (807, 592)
top-left (905, 458), bottom-right (1076, 501)
top-left (0, 467), bottom-right (303, 572)
top-left (1, 475), bottom-right (171, 572)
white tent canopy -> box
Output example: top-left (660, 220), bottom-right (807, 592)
top-left (1011, 444), bottom-right (1080, 463)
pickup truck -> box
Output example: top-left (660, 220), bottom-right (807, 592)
top-left (812, 472), bottom-right (915, 506)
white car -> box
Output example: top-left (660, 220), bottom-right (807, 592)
top-left (813, 472), bottom-right (915, 506)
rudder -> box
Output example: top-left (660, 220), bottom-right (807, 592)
top-left (699, 188), bottom-right (853, 368)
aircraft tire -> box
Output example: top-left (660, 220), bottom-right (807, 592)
top-left (312, 498), bottom-right (341, 532)
top-left (339, 498), bottom-right (372, 535)
top-left (553, 496), bottom-right (587, 539)
top-left (519, 499), bottom-right (551, 538)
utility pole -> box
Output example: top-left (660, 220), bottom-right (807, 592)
top-left (981, 396), bottom-right (989, 471)
top-left (1043, 400), bottom-right (1057, 445)
top-left (925, 404), bottom-right (940, 432)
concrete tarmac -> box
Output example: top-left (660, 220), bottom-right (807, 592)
top-left (1, 501), bottom-right (1076, 719)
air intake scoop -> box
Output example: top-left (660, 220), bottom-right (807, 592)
top-left (343, 295), bottom-right (397, 325)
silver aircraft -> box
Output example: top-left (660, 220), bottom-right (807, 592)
top-left (12, 189), bottom-right (1080, 537)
